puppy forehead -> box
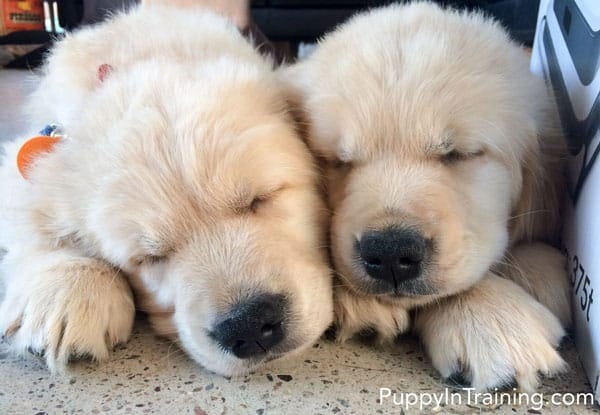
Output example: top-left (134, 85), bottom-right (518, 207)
top-left (306, 68), bottom-right (487, 162)
top-left (299, 3), bottom-right (540, 164)
top-left (190, 124), bottom-right (315, 191)
top-left (108, 79), bottom-right (310, 183)
top-left (335, 114), bottom-right (457, 162)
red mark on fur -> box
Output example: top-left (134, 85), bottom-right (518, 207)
top-left (97, 64), bottom-right (113, 82)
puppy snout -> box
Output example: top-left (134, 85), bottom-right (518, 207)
top-left (358, 227), bottom-right (427, 288)
top-left (211, 294), bottom-right (288, 359)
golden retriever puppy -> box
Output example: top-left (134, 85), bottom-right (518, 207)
top-left (0, 4), bottom-right (333, 375)
top-left (285, 2), bottom-right (570, 391)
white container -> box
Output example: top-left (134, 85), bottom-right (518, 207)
top-left (531, 0), bottom-right (600, 402)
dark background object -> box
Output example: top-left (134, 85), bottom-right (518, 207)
top-left (251, 0), bottom-right (541, 45)
top-left (1, 0), bottom-right (541, 68)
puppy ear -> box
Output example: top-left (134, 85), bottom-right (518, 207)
top-left (509, 129), bottom-right (565, 246)
top-left (276, 63), bottom-right (342, 161)
top-left (276, 65), bottom-right (312, 147)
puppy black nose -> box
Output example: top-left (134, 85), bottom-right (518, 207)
top-left (211, 294), bottom-right (287, 359)
top-left (358, 227), bottom-right (427, 288)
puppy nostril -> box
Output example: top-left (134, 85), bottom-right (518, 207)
top-left (260, 324), bottom-right (274, 337)
top-left (260, 321), bottom-right (282, 340)
top-left (364, 257), bottom-right (382, 267)
top-left (234, 339), bottom-right (247, 349)
top-left (398, 257), bottom-right (418, 267)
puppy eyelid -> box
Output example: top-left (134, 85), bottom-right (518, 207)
top-left (441, 149), bottom-right (484, 163)
top-left (134, 254), bottom-right (168, 267)
top-left (248, 185), bottom-right (288, 213)
top-left (147, 254), bottom-right (167, 264)
top-left (331, 159), bottom-right (353, 170)
top-left (249, 195), bottom-right (268, 213)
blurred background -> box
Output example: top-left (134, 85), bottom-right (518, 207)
top-left (0, 0), bottom-right (540, 68)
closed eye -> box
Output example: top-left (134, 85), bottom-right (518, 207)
top-left (237, 187), bottom-right (285, 215)
top-left (249, 194), bottom-right (269, 213)
top-left (329, 158), bottom-right (354, 174)
top-left (332, 159), bottom-right (351, 169)
top-left (134, 254), bottom-right (168, 267)
top-left (441, 149), bottom-right (484, 164)
top-left (146, 254), bottom-right (167, 264)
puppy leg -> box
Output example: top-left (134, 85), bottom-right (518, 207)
top-left (0, 248), bottom-right (135, 371)
top-left (334, 285), bottom-right (410, 342)
top-left (496, 243), bottom-right (571, 327)
top-left (415, 273), bottom-right (565, 392)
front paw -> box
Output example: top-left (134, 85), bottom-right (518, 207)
top-left (333, 285), bottom-right (410, 343)
top-left (0, 259), bottom-right (135, 371)
top-left (415, 275), bottom-right (566, 392)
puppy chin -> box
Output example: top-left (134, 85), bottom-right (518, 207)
top-left (390, 279), bottom-right (436, 297)
top-left (179, 336), bottom-right (262, 376)
top-left (202, 355), bottom-right (263, 377)
top-left (344, 261), bottom-right (436, 298)
top-left (179, 326), bottom-right (308, 376)
top-left (367, 279), bottom-right (436, 298)
top-left (195, 343), bottom-right (304, 377)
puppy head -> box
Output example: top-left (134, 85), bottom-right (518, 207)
top-left (38, 58), bottom-right (333, 374)
top-left (285, 3), bottom-right (555, 302)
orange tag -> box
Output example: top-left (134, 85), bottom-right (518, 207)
top-left (17, 135), bottom-right (61, 179)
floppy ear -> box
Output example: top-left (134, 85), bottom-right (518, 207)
top-left (509, 127), bottom-right (565, 246)
top-left (276, 63), bottom-right (344, 162)
top-left (276, 65), bottom-right (312, 148)
top-left (276, 65), bottom-right (337, 222)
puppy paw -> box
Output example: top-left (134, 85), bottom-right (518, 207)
top-left (0, 259), bottom-right (135, 371)
top-left (415, 274), bottom-right (566, 392)
top-left (333, 285), bottom-right (410, 342)
top-left (499, 243), bottom-right (571, 328)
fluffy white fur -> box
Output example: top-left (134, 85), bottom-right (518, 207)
top-left (0, 4), bottom-right (333, 375)
top-left (286, 2), bottom-right (570, 391)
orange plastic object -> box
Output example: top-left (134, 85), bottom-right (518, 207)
top-left (1, 0), bottom-right (45, 35)
top-left (17, 135), bottom-right (60, 179)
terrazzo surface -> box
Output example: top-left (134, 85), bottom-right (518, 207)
top-left (0, 314), bottom-right (596, 414)
top-left (1, 69), bottom-right (598, 414)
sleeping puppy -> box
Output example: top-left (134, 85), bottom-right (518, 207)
top-left (0, 4), bottom-right (333, 375)
top-left (286, 2), bottom-right (570, 391)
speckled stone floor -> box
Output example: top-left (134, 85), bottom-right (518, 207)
top-left (1, 69), bottom-right (598, 415)
top-left (0, 315), bottom-right (597, 415)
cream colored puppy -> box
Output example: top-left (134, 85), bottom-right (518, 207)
top-left (286, 2), bottom-right (570, 391)
top-left (0, 4), bottom-right (333, 375)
